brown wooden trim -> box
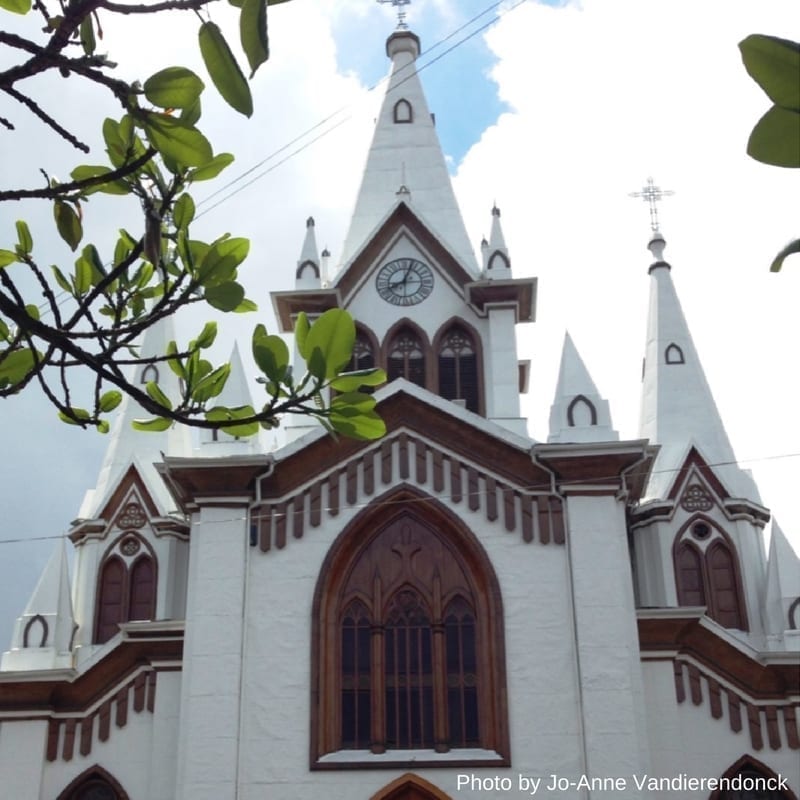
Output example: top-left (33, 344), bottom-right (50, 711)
top-left (115, 686), bottom-right (128, 728)
top-left (537, 497), bottom-right (550, 545)
top-left (708, 676), bottom-right (722, 719)
top-left (146, 671), bottom-right (157, 713)
top-left (416, 439), bottom-right (427, 484)
top-left (467, 467), bottom-right (480, 512)
top-left (46, 719), bottom-right (60, 762)
top-left (79, 714), bottom-right (94, 756)
top-left (398, 433), bottom-right (409, 480)
top-left (785, 705), bottom-right (800, 749)
top-left (728, 691), bottom-right (742, 733)
top-left (450, 458), bottom-right (462, 504)
top-left (486, 476), bottom-right (497, 522)
top-left (62, 718), bottom-right (76, 761)
top-left (363, 452), bottom-right (375, 496)
top-left (766, 705), bottom-right (781, 749)
top-left (381, 440), bottom-right (393, 485)
top-left (551, 498), bottom-right (565, 544)
top-left (328, 471), bottom-right (340, 517)
top-left (310, 483), bottom-right (322, 528)
top-left (688, 663), bottom-right (702, 705)
top-left (275, 502), bottom-right (287, 550)
top-left (293, 496), bottom-right (305, 540)
top-left (133, 672), bottom-right (146, 712)
top-left (346, 462), bottom-right (358, 505)
top-left (502, 487), bottom-right (515, 532)
top-left (521, 494), bottom-right (533, 543)
top-left (258, 507), bottom-right (272, 552)
top-left (747, 702), bottom-right (764, 750)
top-left (673, 661), bottom-right (685, 703)
top-left (432, 449), bottom-right (444, 493)
top-left (98, 700), bottom-right (111, 742)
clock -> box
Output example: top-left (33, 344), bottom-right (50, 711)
top-left (375, 258), bottom-right (434, 306)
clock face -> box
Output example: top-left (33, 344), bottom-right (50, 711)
top-left (375, 258), bottom-right (434, 306)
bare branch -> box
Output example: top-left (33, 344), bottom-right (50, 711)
top-left (99, 0), bottom-right (217, 14)
top-left (2, 86), bottom-right (90, 152)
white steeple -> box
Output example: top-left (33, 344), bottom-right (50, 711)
top-left (482, 205), bottom-right (512, 277)
top-left (339, 28), bottom-right (478, 274)
top-left (78, 314), bottom-right (192, 519)
top-left (2, 537), bottom-right (75, 670)
top-left (638, 231), bottom-right (758, 501)
top-left (763, 520), bottom-right (800, 649)
top-left (548, 332), bottom-right (618, 443)
top-left (199, 342), bottom-right (260, 455)
top-left (296, 216), bottom-right (321, 289)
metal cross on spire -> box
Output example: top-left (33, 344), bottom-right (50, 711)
top-left (377, 0), bottom-right (412, 29)
top-left (629, 177), bottom-right (674, 233)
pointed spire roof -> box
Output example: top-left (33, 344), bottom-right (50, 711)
top-left (548, 332), bottom-right (618, 443)
top-left (764, 520), bottom-right (800, 640)
top-left (638, 232), bottom-right (757, 500)
top-left (338, 28), bottom-right (478, 274)
top-left (78, 314), bottom-right (192, 519)
top-left (2, 537), bottom-right (75, 670)
top-left (200, 343), bottom-right (260, 455)
top-left (296, 216), bottom-right (321, 289)
top-left (483, 205), bottom-right (511, 276)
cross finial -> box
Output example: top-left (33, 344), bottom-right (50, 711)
top-left (377, 0), bottom-right (412, 29)
top-left (629, 177), bottom-right (674, 233)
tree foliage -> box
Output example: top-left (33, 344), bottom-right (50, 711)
top-left (0, 0), bottom-right (386, 440)
top-left (739, 34), bottom-right (800, 272)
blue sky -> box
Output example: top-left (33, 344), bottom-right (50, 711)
top-left (1, 0), bottom-right (798, 649)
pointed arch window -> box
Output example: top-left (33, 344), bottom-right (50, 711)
top-left (312, 497), bottom-right (509, 767)
top-left (349, 329), bottom-right (377, 372)
top-left (95, 551), bottom-right (157, 644)
top-left (710, 756), bottom-right (796, 799)
top-left (673, 519), bottom-right (747, 630)
top-left (437, 325), bottom-right (479, 413)
top-left (57, 765), bottom-right (129, 800)
top-left (388, 328), bottom-right (426, 388)
top-left (393, 99), bottom-right (413, 123)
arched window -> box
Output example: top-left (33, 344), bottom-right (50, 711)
top-left (349, 330), bottom-right (376, 372)
top-left (665, 343), bottom-right (685, 364)
top-left (56, 766), bottom-right (129, 800)
top-left (387, 327), bottom-right (426, 388)
top-left (673, 519), bottom-right (747, 630)
top-left (94, 549), bottom-right (157, 643)
top-left (710, 756), bottom-right (797, 800)
top-left (312, 493), bottom-right (509, 767)
top-left (567, 394), bottom-right (597, 427)
top-left (140, 364), bottom-right (159, 384)
top-left (437, 325), bottom-right (479, 413)
top-left (394, 99), bottom-right (413, 123)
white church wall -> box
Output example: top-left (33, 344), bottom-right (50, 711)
top-left (0, 719), bottom-right (47, 798)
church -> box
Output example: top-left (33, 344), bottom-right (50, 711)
top-left (1, 22), bottom-right (798, 800)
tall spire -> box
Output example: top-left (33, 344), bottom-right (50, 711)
top-left (295, 216), bottom-right (321, 289)
top-left (548, 332), bottom-right (618, 443)
top-left (482, 205), bottom-right (511, 276)
top-left (78, 314), bottom-right (192, 518)
top-left (638, 231), bottom-right (757, 500)
top-left (338, 27), bottom-right (478, 274)
top-left (2, 537), bottom-right (75, 670)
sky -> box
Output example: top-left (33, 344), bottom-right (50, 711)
top-left (0, 0), bottom-right (798, 648)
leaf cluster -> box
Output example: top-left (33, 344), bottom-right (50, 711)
top-left (0, 0), bottom-right (387, 441)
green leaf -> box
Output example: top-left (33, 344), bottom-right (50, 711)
top-left (144, 67), bottom-right (205, 109)
top-left (102, 118), bottom-right (127, 168)
top-left (0, 250), bottom-right (18, 268)
top-left (79, 14), bottom-right (95, 55)
top-left (166, 340), bottom-right (187, 380)
top-left (16, 220), bottom-right (32, 255)
top-left (132, 417), bottom-right (173, 432)
top-left (252, 324), bottom-right (289, 382)
top-left (206, 404), bottom-right (259, 437)
top-left (142, 112), bottom-right (213, 168)
top-left (145, 380), bottom-right (173, 410)
top-left (205, 281), bottom-right (245, 311)
top-left (747, 105), bottom-right (800, 167)
top-left (180, 97), bottom-right (202, 127)
top-left (58, 407), bottom-right (91, 426)
top-left (330, 367), bottom-right (387, 393)
top-left (70, 165), bottom-right (130, 195)
top-left (96, 420), bottom-right (111, 434)
top-left (234, 298), bottom-right (258, 313)
top-left (197, 237), bottom-right (249, 286)
top-left (192, 364), bottom-right (230, 402)
top-left (198, 21), bottom-right (254, 117)
top-left (240, 0), bottom-right (269, 78)
top-left (99, 390), bottom-right (123, 412)
top-left (173, 193), bottom-right (196, 229)
top-left (0, 347), bottom-right (38, 386)
top-left (329, 408), bottom-right (386, 441)
top-left (295, 312), bottom-right (310, 359)
top-left (303, 308), bottom-right (356, 381)
top-left (740, 35), bottom-right (800, 111)
top-left (770, 237), bottom-right (800, 272)
top-left (73, 256), bottom-right (92, 295)
top-left (24, 304), bottom-right (40, 322)
top-left (54, 201), bottom-right (83, 251)
top-left (0, 0), bottom-right (32, 14)
top-left (188, 152), bottom-right (235, 182)
top-left (194, 321), bottom-right (218, 349)
top-left (51, 265), bottom-right (73, 292)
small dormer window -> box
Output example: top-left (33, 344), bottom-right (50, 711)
top-left (141, 364), bottom-right (159, 384)
top-left (393, 99), bottom-right (412, 123)
top-left (665, 343), bottom-right (685, 364)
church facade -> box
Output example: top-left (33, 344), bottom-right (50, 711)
top-left (1, 26), bottom-right (798, 800)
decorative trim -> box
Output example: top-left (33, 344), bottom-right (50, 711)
top-left (566, 394), bottom-right (597, 427)
top-left (252, 432), bottom-right (565, 552)
top-left (371, 772), bottom-right (453, 800)
top-left (23, 614), bottom-right (48, 648)
top-left (664, 343), bottom-right (685, 364)
top-left (296, 259), bottom-right (320, 279)
top-left (55, 764), bottom-right (131, 800)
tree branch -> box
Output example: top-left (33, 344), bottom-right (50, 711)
top-left (2, 86), bottom-right (90, 152)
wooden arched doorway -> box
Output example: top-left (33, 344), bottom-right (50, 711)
top-left (371, 773), bottom-right (453, 800)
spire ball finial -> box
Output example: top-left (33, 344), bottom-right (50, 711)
top-left (629, 176), bottom-right (674, 233)
top-left (377, 0), bottom-right (412, 30)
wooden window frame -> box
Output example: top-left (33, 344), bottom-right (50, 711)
top-left (432, 318), bottom-right (485, 416)
top-left (672, 515), bottom-right (748, 631)
top-left (311, 488), bottom-right (509, 769)
top-left (382, 319), bottom-right (433, 390)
